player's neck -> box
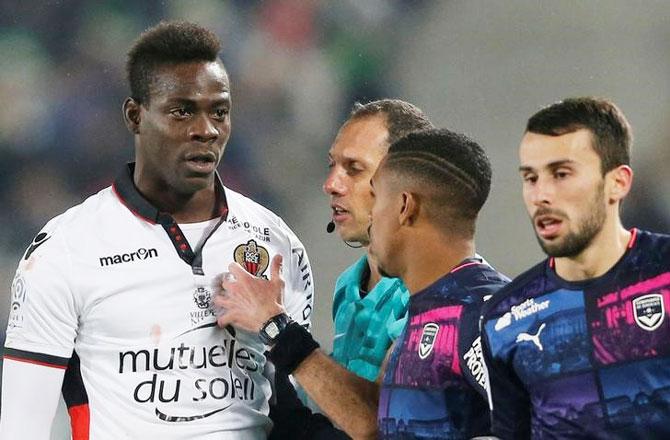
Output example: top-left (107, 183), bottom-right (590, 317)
top-left (366, 250), bottom-right (383, 291)
top-left (168, 190), bottom-right (219, 223)
top-left (402, 230), bottom-right (475, 295)
top-left (135, 177), bottom-right (219, 223)
top-left (554, 216), bottom-right (631, 282)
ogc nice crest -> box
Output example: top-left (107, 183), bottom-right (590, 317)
top-left (633, 293), bottom-right (665, 331)
top-left (234, 239), bottom-right (269, 278)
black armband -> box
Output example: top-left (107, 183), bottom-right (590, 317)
top-left (268, 322), bottom-right (319, 374)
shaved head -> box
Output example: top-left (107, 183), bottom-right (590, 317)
top-left (381, 128), bottom-right (492, 236)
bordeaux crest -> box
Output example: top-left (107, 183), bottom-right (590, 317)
top-left (234, 239), bottom-right (270, 277)
top-left (633, 293), bottom-right (665, 331)
top-left (418, 323), bottom-right (439, 359)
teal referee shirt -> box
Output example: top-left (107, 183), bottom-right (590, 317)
top-left (331, 256), bottom-right (410, 381)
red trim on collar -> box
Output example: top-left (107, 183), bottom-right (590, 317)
top-left (111, 183), bottom-right (157, 225)
top-left (450, 261), bottom-right (481, 274)
top-left (627, 228), bottom-right (638, 249)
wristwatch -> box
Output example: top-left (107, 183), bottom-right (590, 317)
top-left (259, 313), bottom-right (291, 345)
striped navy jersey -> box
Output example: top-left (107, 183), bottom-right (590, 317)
top-left (481, 229), bottom-right (670, 439)
top-left (378, 257), bottom-right (509, 439)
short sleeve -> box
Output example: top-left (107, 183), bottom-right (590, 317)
top-left (481, 319), bottom-right (531, 439)
top-left (4, 227), bottom-right (78, 364)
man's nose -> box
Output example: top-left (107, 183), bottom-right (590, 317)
top-left (529, 176), bottom-right (554, 206)
top-left (323, 168), bottom-right (346, 196)
top-left (189, 114), bottom-right (219, 142)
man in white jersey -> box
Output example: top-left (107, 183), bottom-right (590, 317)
top-left (0, 21), bottom-right (313, 440)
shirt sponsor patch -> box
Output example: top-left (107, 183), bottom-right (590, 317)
top-left (8, 273), bottom-right (27, 329)
top-left (495, 297), bottom-right (550, 331)
top-left (99, 248), bottom-right (158, 267)
top-left (462, 336), bottom-right (488, 389)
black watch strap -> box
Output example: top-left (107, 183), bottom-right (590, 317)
top-left (259, 313), bottom-right (291, 345)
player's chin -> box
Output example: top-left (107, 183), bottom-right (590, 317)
top-left (173, 174), bottom-right (215, 194)
top-left (340, 225), bottom-right (369, 244)
top-left (537, 236), bottom-right (568, 257)
top-left (376, 260), bottom-right (395, 279)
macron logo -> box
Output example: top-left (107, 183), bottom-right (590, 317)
top-left (99, 248), bottom-right (158, 267)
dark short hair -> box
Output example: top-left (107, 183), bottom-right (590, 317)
top-left (126, 21), bottom-right (222, 104)
top-left (349, 99), bottom-right (434, 146)
top-left (526, 97), bottom-right (632, 174)
top-left (383, 128), bottom-right (492, 234)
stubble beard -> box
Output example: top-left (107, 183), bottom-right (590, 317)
top-left (537, 184), bottom-right (607, 258)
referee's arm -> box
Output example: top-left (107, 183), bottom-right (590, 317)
top-left (217, 257), bottom-right (387, 440)
top-left (278, 340), bottom-right (390, 440)
top-left (268, 370), bottom-right (350, 440)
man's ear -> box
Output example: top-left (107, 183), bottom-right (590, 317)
top-left (399, 191), bottom-right (420, 226)
top-left (606, 164), bottom-right (633, 204)
top-left (123, 97), bottom-right (142, 134)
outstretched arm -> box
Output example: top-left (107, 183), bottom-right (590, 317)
top-left (216, 256), bottom-right (381, 439)
top-left (268, 369), bottom-right (350, 440)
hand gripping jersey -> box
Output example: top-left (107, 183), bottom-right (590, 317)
top-left (377, 258), bottom-right (509, 439)
top-left (3, 164), bottom-right (314, 440)
top-left (481, 229), bottom-right (670, 439)
top-left (331, 255), bottom-right (409, 380)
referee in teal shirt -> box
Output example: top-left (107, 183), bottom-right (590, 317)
top-left (324, 99), bottom-right (432, 380)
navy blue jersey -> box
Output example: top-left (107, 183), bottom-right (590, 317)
top-left (481, 229), bottom-right (670, 439)
top-left (378, 257), bottom-right (509, 439)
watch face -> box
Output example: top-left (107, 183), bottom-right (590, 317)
top-left (266, 322), bottom-right (280, 338)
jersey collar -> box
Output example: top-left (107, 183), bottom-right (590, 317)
top-left (112, 162), bottom-right (229, 225)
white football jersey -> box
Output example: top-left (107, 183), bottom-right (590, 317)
top-left (4, 165), bottom-right (314, 439)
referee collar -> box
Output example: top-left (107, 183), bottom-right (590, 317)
top-left (112, 162), bottom-right (229, 225)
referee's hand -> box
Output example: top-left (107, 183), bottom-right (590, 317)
top-left (215, 254), bottom-right (286, 333)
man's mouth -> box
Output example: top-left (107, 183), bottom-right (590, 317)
top-left (184, 152), bottom-right (217, 174)
top-left (534, 215), bottom-right (563, 239)
top-left (331, 204), bottom-right (350, 223)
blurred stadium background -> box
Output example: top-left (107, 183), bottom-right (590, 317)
top-left (0, 1), bottom-right (668, 437)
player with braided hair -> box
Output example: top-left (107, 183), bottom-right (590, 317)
top-left (216, 128), bottom-right (509, 439)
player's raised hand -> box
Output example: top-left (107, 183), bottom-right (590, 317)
top-left (215, 254), bottom-right (286, 333)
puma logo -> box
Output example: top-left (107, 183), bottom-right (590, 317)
top-left (516, 323), bottom-right (546, 351)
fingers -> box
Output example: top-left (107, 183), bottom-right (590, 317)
top-left (222, 263), bottom-right (246, 291)
top-left (212, 293), bottom-right (226, 309)
top-left (227, 262), bottom-right (248, 279)
top-left (270, 254), bottom-right (283, 282)
top-left (217, 312), bottom-right (233, 328)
